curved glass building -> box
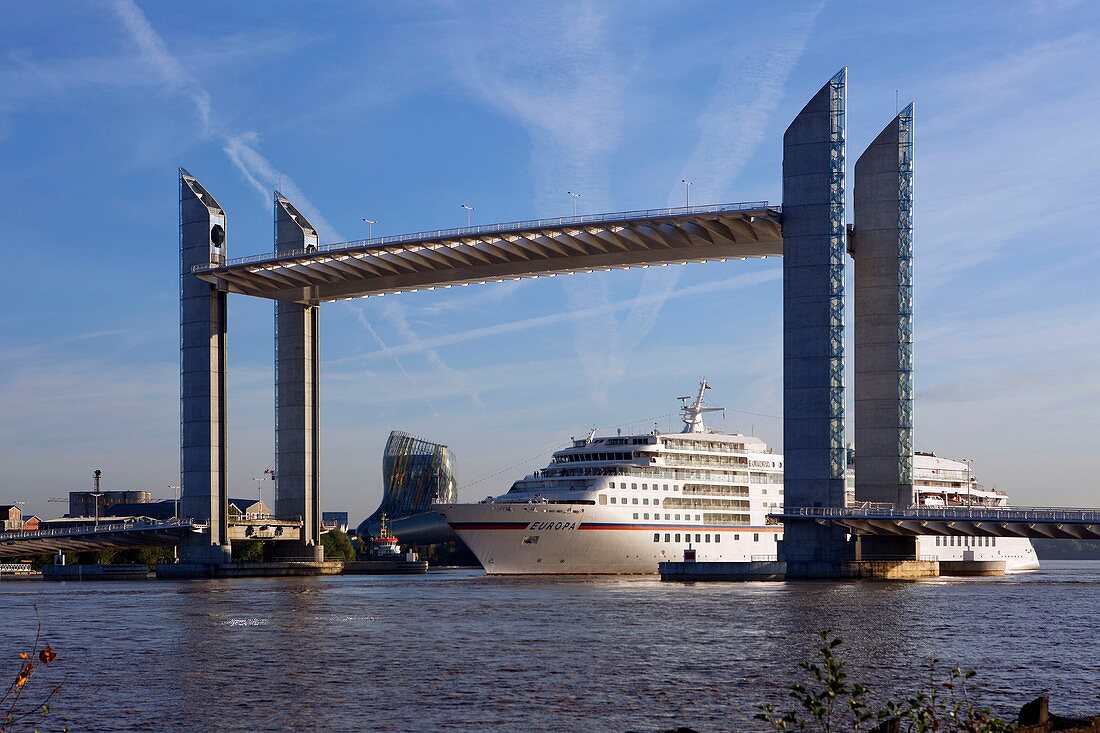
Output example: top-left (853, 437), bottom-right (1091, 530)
top-left (357, 431), bottom-right (458, 543)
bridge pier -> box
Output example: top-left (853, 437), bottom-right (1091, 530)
top-left (780, 69), bottom-right (852, 568)
top-left (178, 170), bottom-right (232, 566)
top-left (272, 194), bottom-right (323, 562)
top-left (852, 105), bottom-right (916, 508)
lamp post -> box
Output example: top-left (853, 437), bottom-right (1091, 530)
top-left (681, 179), bottom-right (693, 208)
top-left (362, 218), bottom-right (376, 239)
top-left (567, 191), bottom-right (581, 217)
top-left (168, 485), bottom-right (180, 519)
top-left (460, 204), bottom-right (474, 227)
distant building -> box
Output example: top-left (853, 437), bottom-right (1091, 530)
top-left (356, 431), bottom-right (458, 543)
top-left (228, 498), bottom-right (269, 520)
top-left (0, 506), bottom-right (23, 532)
top-left (69, 490), bottom-right (152, 518)
top-left (322, 512), bottom-right (349, 532)
top-left (106, 500), bottom-right (177, 521)
top-left (20, 515), bottom-right (40, 532)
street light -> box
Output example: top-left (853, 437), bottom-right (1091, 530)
top-left (362, 218), bottom-right (376, 239)
top-left (168, 485), bottom-right (180, 519)
top-left (567, 191), bottom-right (581, 217)
top-left (460, 204), bottom-right (474, 227)
top-left (681, 179), bottom-right (693, 208)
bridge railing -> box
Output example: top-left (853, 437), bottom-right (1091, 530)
top-left (779, 505), bottom-right (1100, 523)
top-left (0, 518), bottom-right (197, 541)
top-left (194, 200), bottom-right (778, 272)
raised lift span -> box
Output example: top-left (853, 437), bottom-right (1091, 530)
top-left (193, 203), bottom-right (783, 303)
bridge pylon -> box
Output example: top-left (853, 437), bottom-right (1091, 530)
top-left (178, 169), bottom-right (232, 565)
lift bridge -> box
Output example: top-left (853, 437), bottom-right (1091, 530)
top-left (13, 69), bottom-right (1089, 574)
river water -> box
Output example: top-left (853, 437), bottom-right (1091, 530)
top-left (0, 562), bottom-right (1097, 732)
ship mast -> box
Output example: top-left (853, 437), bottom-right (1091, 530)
top-left (678, 378), bottom-right (724, 434)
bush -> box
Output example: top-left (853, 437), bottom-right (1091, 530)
top-left (756, 630), bottom-right (1013, 732)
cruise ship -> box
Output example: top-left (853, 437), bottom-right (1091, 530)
top-left (437, 381), bottom-right (1038, 574)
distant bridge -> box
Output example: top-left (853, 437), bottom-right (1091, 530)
top-left (0, 517), bottom-right (306, 559)
top-left (772, 506), bottom-right (1100, 541)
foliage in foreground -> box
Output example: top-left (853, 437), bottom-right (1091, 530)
top-left (756, 630), bottom-right (1014, 732)
top-left (320, 529), bottom-right (356, 561)
top-left (2, 610), bottom-right (64, 733)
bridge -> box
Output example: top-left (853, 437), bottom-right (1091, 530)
top-left (772, 506), bottom-right (1100, 541)
top-left (0, 518), bottom-right (304, 559)
top-left (193, 202), bottom-right (783, 303)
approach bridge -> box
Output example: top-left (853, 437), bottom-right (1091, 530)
top-left (772, 505), bottom-right (1100, 541)
top-left (0, 518), bottom-right (304, 559)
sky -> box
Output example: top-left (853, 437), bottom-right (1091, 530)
top-left (1, 1), bottom-right (1098, 522)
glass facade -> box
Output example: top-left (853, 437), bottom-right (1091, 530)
top-left (896, 103), bottom-right (915, 484)
top-left (827, 68), bottom-right (847, 482)
top-left (357, 431), bottom-right (457, 538)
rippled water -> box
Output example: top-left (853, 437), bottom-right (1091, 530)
top-left (1, 562), bottom-right (1097, 732)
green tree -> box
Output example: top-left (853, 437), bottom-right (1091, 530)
top-left (320, 529), bottom-right (355, 561)
top-left (232, 540), bottom-right (265, 563)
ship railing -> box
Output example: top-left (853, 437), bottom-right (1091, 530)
top-left (751, 555), bottom-right (780, 562)
top-left (196, 200), bottom-right (777, 271)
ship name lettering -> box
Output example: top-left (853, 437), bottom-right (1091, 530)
top-left (526, 521), bottom-right (577, 531)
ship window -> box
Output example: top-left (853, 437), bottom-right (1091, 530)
top-left (644, 513), bottom-right (650, 520)
top-left (642, 483), bottom-right (648, 490)
top-left (633, 513), bottom-right (639, 520)
top-left (610, 497), bottom-right (616, 504)
top-left (754, 533), bottom-right (760, 542)
top-left (734, 534), bottom-right (740, 540)
top-left (663, 484), bottom-right (669, 490)
top-left (632, 483), bottom-right (638, 490)
top-left (609, 481), bottom-right (615, 488)
top-left (642, 498), bottom-right (649, 505)
top-left (632, 498), bottom-right (639, 505)
top-left (935, 537), bottom-right (940, 546)
top-left (715, 534), bottom-right (721, 543)
top-left (705, 534), bottom-right (711, 543)
top-left (993, 538), bottom-right (997, 547)
top-left (762, 489), bottom-right (768, 495)
top-left (675, 514), bottom-right (681, 520)
top-left (665, 514), bottom-right (670, 520)
top-left (696, 515), bottom-right (701, 521)
top-left (695, 534), bottom-right (701, 543)
top-left (522, 536), bottom-right (539, 545)
top-left (599, 495), bottom-right (607, 505)
top-left (675, 534), bottom-right (681, 542)
top-left (664, 533), bottom-right (671, 542)
top-left (653, 533), bottom-right (659, 543)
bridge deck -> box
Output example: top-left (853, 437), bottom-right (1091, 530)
top-left (0, 518), bottom-right (307, 558)
top-left (194, 202), bottom-right (783, 303)
top-left (772, 506), bottom-right (1100, 540)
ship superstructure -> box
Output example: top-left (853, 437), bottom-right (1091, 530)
top-left (437, 381), bottom-right (1037, 574)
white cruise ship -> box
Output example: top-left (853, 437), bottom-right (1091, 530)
top-left (437, 381), bottom-right (1038, 575)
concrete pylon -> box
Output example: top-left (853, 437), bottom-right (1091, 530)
top-left (273, 193), bottom-right (323, 561)
top-left (853, 104), bottom-right (915, 509)
top-left (178, 169), bottom-right (232, 564)
top-left (780, 69), bottom-right (851, 565)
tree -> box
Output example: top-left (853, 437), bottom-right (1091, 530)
top-left (320, 529), bottom-right (355, 561)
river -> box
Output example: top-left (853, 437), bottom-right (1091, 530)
top-left (1, 561), bottom-right (1097, 731)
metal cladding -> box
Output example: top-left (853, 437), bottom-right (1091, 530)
top-left (853, 104), bottom-right (916, 507)
top-left (357, 431), bottom-right (457, 538)
top-left (782, 69), bottom-right (848, 510)
top-left (178, 169), bottom-right (231, 563)
top-left (192, 204), bottom-right (783, 303)
top-left (273, 193), bottom-right (322, 560)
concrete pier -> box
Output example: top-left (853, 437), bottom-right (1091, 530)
top-left (781, 69), bottom-right (851, 567)
top-left (178, 170), bottom-right (232, 565)
top-left (852, 104), bottom-right (916, 508)
top-left (273, 194), bottom-right (323, 561)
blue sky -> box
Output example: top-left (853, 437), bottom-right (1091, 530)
top-left (1, 1), bottom-right (1098, 521)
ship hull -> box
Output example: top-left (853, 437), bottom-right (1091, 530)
top-left (437, 503), bottom-right (1039, 575)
